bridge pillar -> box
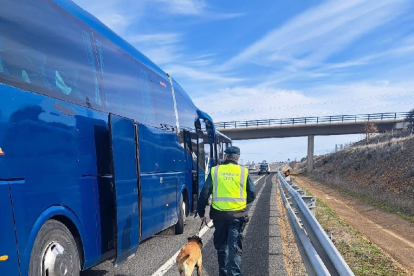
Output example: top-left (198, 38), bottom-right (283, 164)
top-left (307, 135), bottom-right (314, 172)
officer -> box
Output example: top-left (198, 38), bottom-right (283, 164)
top-left (198, 146), bottom-right (256, 276)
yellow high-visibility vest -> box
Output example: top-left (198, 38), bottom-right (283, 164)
top-left (211, 164), bottom-right (248, 211)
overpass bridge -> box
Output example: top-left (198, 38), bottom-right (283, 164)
top-left (216, 112), bottom-right (409, 172)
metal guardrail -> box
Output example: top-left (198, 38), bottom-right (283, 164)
top-left (278, 172), bottom-right (354, 276)
top-left (215, 112), bottom-right (409, 129)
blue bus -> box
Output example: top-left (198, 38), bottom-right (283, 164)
top-left (0, 0), bottom-right (223, 275)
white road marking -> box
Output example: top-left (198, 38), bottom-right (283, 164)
top-left (151, 174), bottom-right (266, 276)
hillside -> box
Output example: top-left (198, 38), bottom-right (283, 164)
top-left (297, 134), bottom-right (414, 218)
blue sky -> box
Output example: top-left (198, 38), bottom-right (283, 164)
top-left (73, 0), bottom-right (414, 163)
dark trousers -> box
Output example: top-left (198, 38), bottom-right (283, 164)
top-left (213, 218), bottom-right (244, 276)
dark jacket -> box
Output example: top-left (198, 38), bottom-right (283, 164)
top-left (197, 160), bottom-right (256, 220)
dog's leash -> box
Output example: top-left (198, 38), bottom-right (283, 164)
top-left (196, 220), bottom-right (214, 236)
top-left (198, 220), bottom-right (213, 231)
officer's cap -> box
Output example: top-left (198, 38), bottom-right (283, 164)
top-left (224, 146), bottom-right (240, 155)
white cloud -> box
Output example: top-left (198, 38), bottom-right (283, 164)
top-left (152, 0), bottom-right (207, 15)
top-left (73, 0), bottom-right (147, 34)
top-left (128, 33), bottom-right (182, 45)
top-left (166, 64), bottom-right (243, 83)
top-left (125, 33), bottom-right (184, 65)
top-left (152, 0), bottom-right (244, 19)
top-left (187, 54), bottom-right (216, 67)
top-left (323, 44), bottom-right (414, 70)
top-left (210, 80), bottom-right (414, 163)
top-left (222, 0), bottom-right (410, 71)
top-left (193, 80), bottom-right (414, 122)
top-left (194, 86), bottom-right (313, 121)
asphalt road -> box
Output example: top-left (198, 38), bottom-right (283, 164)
top-left (81, 172), bottom-right (286, 276)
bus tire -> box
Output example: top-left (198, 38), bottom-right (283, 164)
top-left (175, 196), bottom-right (185, 234)
top-left (29, 219), bottom-right (81, 276)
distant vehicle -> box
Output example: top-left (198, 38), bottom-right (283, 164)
top-left (248, 164), bottom-right (256, 171)
top-left (258, 163), bottom-right (271, 175)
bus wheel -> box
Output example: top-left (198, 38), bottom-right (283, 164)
top-left (175, 196), bottom-right (185, 234)
top-left (29, 219), bottom-right (80, 276)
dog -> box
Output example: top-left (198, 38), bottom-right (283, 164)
top-left (176, 235), bottom-right (203, 276)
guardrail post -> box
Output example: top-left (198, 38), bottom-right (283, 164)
top-left (329, 116), bottom-right (332, 123)
top-left (368, 114), bottom-right (370, 121)
top-left (381, 113), bottom-right (383, 120)
top-left (395, 113), bottom-right (397, 119)
top-left (234, 122), bottom-right (236, 128)
top-left (317, 117), bottom-right (319, 124)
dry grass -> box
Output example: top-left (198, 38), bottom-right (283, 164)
top-left (313, 196), bottom-right (410, 276)
top-left (306, 135), bottom-right (414, 220)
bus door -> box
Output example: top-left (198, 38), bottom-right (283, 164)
top-left (183, 130), bottom-right (199, 210)
top-left (108, 114), bottom-right (140, 264)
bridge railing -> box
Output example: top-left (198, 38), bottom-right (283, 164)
top-left (215, 112), bottom-right (409, 129)
top-left (278, 172), bottom-right (355, 276)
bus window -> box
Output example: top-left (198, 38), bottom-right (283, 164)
top-left (175, 91), bottom-right (197, 131)
top-left (94, 32), bottom-right (157, 126)
top-left (151, 73), bottom-right (176, 129)
top-left (0, 0), bottom-right (102, 107)
top-left (94, 32), bottom-right (175, 129)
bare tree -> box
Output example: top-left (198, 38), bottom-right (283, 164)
top-left (405, 109), bottom-right (414, 135)
top-left (364, 122), bottom-right (379, 144)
